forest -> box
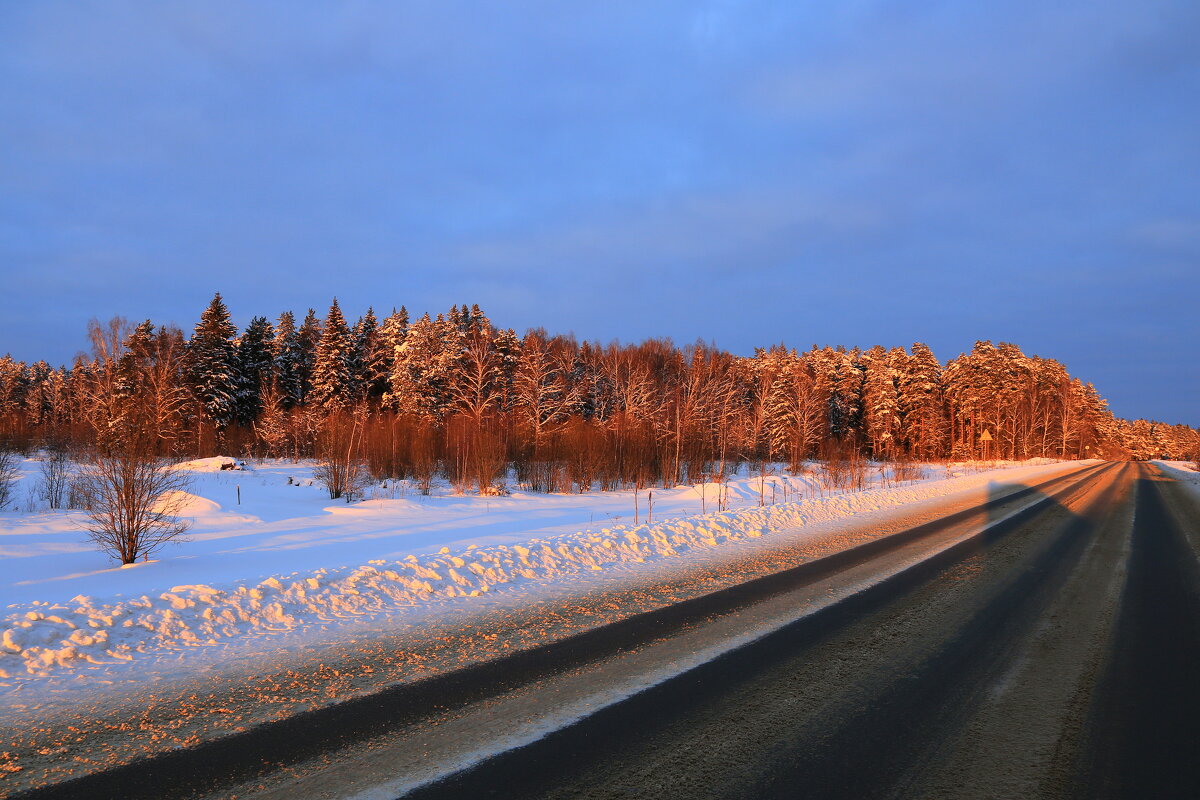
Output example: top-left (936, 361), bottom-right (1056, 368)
top-left (0, 293), bottom-right (1196, 497)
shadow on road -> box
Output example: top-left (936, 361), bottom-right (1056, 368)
top-left (399, 464), bottom-right (1122, 800)
top-left (1076, 464), bottom-right (1200, 800)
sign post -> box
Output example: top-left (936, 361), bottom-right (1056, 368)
top-left (979, 428), bottom-right (993, 462)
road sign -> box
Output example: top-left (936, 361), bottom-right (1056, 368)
top-left (979, 429), bottom-right (993, 442)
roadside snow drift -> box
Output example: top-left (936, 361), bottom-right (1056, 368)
top-left (0, 458), bottom-right (1079, 685)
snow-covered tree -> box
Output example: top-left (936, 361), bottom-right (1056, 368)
top-left (186, 293), bottom-right (239, 431)
top-left (297, 308), bottom-right (322, 404)
top-left (348, 307), bottom-right (378, 401)
top-left (386, 312), bottom-right (456, 418)
top-left (899, 342), bottom-right (946, 459)
top-left (273, 311), bottom-right (304, 408)
top-left (372, 307), bottom-right (409, 402)
top-left (765, 354), bottom-right (822, 470)
top-left (253, 382), bottom-right (290, 458)
top-left (861, 345), bottom-right (901, 459)
top-left (309, 299), bottom-right (353, 411)
top-left (235, 315), bottom-right (275, 425)
top-left (513, 329), bottom-right (568, 447)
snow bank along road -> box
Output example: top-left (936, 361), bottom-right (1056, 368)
top-left (15, 460), bottom-right (1197, 799)
top-left (0, 458), bottom-right (1058, 687)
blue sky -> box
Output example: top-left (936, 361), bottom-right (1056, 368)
top-left (1, 1), bottom-right (1197, 424)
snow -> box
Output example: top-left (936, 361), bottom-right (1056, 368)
top-left (0, 456), bottom-right (1079, 692)
top-left (1153, 460), bottom-right (1200, 503)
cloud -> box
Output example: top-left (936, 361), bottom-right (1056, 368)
top-left (0, 0), bottom-right (1198, 423)
top-left (454, 186), bottom-right (886, 276)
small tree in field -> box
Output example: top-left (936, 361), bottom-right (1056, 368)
top-left (39, 448), bottom-right (72, 510)
top-left (0, 450), bottom-right (20, 510)
top-left (76, 451), bottom-right (192, 564)
top-left (313, 409), bottom-right (369, 501)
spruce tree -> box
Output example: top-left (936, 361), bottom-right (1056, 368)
top-left (273, 311), bottom-right (304, 408)
top-left (235, 315), bottom-right (275, 425)
top-left (297, 308), bottom-right (322, 404)
top-left (187, 293), bottom-right (239, 431)
top-left (830, 347), bottom-right (864, 441)
top-left (116, 320), bottom-right (155, 405)
top-left (348, 307), bottom-right (378, 400)
top-left (386, 312), bottom-right (453, 418)
top-left (372, 307), bottom-right (408, 402)
top-left (309, 299), bottom-right (353, 411)
top-left (491, 327), bottom-right (522, 410)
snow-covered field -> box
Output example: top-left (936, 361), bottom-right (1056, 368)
top-left (1, 456), bottom-right (1078, 696)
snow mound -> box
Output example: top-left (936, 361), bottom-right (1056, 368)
top-left (0, 460), bottom-right (1080, 680)
top-left (174, 456), bottom-right (247, 473)
top-left (153, 490), bottom-right (222, 517)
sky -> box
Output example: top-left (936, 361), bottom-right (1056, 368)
top-left (1, 1), bottom-right (1197, 425)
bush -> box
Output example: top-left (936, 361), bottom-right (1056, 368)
top-left (313, 412), bottom-right (369, 501)
top-left (0, 450), bottom-right (20, 510)
top-left (76, 451), bottom-right (192, 564)
top-left (890, 457), bottom-right (923, 483)
top-left (39, 449), bottom-right (72, 510)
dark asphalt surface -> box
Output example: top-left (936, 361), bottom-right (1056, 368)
top-left (404, 463), bottom-right (1200, 800)
top-left (1079, 472), bottom-right (1200, 799)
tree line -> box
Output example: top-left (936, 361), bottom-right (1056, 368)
top-left (0, 293), bottom-right (1196, 494)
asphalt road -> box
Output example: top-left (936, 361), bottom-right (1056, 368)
top-left (402, 462), bottom-right (1200, 800)
top-left (1078, 469), bottom-right (1200, 799)
top-left (16, 462), bottom-right (1200, 800)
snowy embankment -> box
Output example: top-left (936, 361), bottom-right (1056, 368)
top-left (1154, 460), bottom-right (1200, 501)
top-left (1, 457), bottom-right (1077, 685)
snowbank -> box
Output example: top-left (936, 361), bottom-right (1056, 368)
top-left (0, 459), bottom-right (1081, 682)
top-left (172, 456), bottom-right (247, 473)
top-left (1153, 460), bottom-right (1200, 504)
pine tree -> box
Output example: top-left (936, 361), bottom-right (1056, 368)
top-left (309, 299), bottom-right (353, 411)
top-left (187, 293), bottom-right (239, 431)
top-left (466, 303), bottom-right (488, 336)
top-left (803, 346), bottom-right (839, 444)
top-left (273, 311), bottom-right (304, 408)
top-left (235, 315), bottom-right (275, 425)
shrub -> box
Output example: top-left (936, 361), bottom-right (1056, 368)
top-left (76, 451), bottom-right (192, 564)
top-left (39, 449), bottom-right (72, 510)
top-left (0, 450), bottom-right (20, 510)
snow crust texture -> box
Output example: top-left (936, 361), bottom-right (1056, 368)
top-left (0, 459), bottom-right (1072, 682)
